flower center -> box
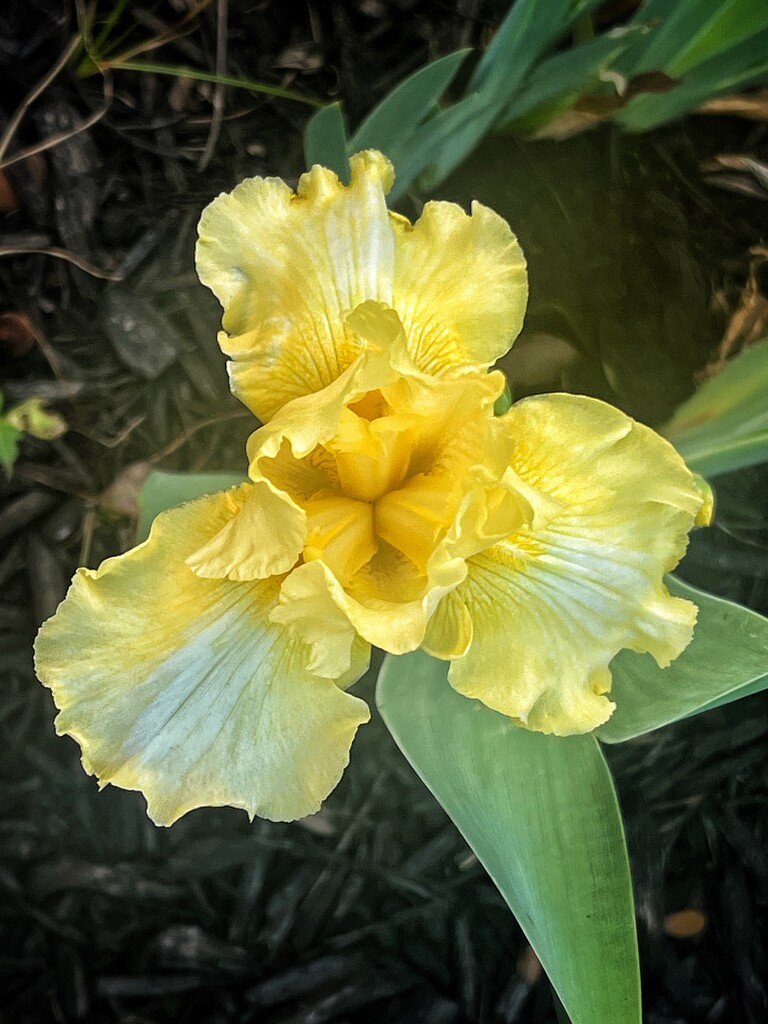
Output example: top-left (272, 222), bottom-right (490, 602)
top-left (262, 389), bottom-right (461, 583)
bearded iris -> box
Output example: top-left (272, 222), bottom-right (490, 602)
top-left (34, 151), bottom-right (710, 826)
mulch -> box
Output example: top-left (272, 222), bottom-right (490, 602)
top-left (1, 2), bottom-right (767, 1021)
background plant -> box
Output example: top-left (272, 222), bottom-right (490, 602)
top-left (306, 0), bottom-right (768, 200)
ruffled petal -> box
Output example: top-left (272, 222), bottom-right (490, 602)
top-left (247, 368), bottom-right (515, 654)
top-left (271, 561), bottom-right (371, 685)
top-left (186, 482), bottom-right (305, 580)
top-left (196, 151), bottom-right (396, 422)
top-left (34, 489), bottom-right (370, 825)
top-left (391, 200), bottom-right (528, 375)
top-left (441, 394), bottom-right (706, 736)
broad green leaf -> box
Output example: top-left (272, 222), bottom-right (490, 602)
top-left (617, 28), bottom-right (768, 132)
top-left (665, 0), bottom-right (768, 77)
top-left (411, 0), bottom-right (606, 191)
top-left (388, 89), bottom-right (495, 201)
top-left (138, 469), bottom-right (245, 542)
top-left (304, 102), bottom-right (350, 183)
top-left (662, 338), bottom-right (768, 476)
top-left (350, 49), bottom-right (470, 154)
top-left (691, 672), bottom-right (768, 717)
top-left (625, 0), bottom-right (741, 75)
top-left (499, 30), bottom-right (635, 133)
top-left (0, 420), bottom-right (22, 474)
top-left (411, 89), bottom-right (502, 195)
top-left (377, 650), bottom-right (640, 1024)
top-left (598, 576), bottom-right (768, 744)
top-left (469, 0), bottom-right (604, 96)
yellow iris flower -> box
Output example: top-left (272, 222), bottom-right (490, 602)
top-left (34, 151), bottom-right (711, 826)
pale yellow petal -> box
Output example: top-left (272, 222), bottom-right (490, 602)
top-left (271, 560), bottom-right (371, 686)
top-left (34, 490), bottom-right (370, 825)
top-left (422, 589), bottom-right (473, 659)
top-left (246, 369), bottom-right (515, 654)
top-left (391, 200), bottom-right (528, 375)
top-left (291, 544), bottom-right (465, 654)
top-left (186, 481), bottom-right (304, 580)
top-left (196, 151), bottom-right (396, 421)
top-left (442, 394), bottom-right (706, 736)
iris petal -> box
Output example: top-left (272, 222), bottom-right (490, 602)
top-left (197, 152), bottom-right (529, 424)
top-left (34, 489), bottom-right (370, 825)
top-left (196, 151), bottom-right (396, 422)
top-left (392, 200), bottom-right (527, 375)
top-left (440, 394), bottom-right (706, 736)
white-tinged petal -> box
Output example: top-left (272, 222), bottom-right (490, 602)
top-left (441, 394), bottom-right (706, 735)
top-left (34, 489), bottom-right (370, 825)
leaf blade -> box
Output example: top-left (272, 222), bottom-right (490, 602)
top-left (138, 469), bottom-right (245, 542)
top-left (598, 575), bottom-right (768, 744)
top-left (349, 49), bottom-right (470, 154)
top-left (377, 650), bottom-right (641, 1024)
top-left (663, 338), bottom-right (768, 476)
top-left (304, 102), bottom-right (350, 182)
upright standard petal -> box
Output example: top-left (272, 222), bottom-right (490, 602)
top-left (196, 151), bottom-right (396, 422)
top-left (429, 395), bottom-right (708, 736)
top-left (197, 152), bottom-right (529, 425)
top-left (34, 488), bottom-right (370, 825)
top-left (391, 200), bottom-right (528, 376)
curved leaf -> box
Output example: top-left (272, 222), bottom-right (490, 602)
top-left (350, 50), bottom-right (470, 154)
top-left (138, 469), bottom-right (245, 542)
top-left (377, 649), bottom-right (640, 1024)
top-left (304, 103), bottom-right (350, 182)
top-left (598, 575), bottom-right (768, 744)
top-left (663, 338), bottom-right (768, 477)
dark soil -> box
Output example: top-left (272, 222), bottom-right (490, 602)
top-left (1, 2), bottom-right (767, 1023)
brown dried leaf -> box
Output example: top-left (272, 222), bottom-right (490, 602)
top-left (705, 246), bottom-right (768, 374)
top-left (663, 908), bottom-right (707, 938)
top-left (698, 89), bottom-right (768, 121)
top-left (701, 153), bottom-right (768, 201)
top-left (0, 170), bottom-right (18, 212)
top-left (98, 461), bottom-right (152, 520)
top-left (0, 311), bottom-right (36, 357)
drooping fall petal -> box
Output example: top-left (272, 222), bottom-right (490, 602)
top-left (34, 488), bottom-right (370, 825)
top-left (425, 394), bottom-right (709, 736)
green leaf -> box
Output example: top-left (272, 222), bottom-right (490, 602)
top-left (406, 89), bottom-right (501, 197)
top-left (0, 420), bottom-right (22, 475)
top-left (5, 397), bottom-right (67, 440)
top-left (99, 60), bottom-right (325, 107)
top-left (304, 102), bottom-right (350, 183)
top-left (667, 0), bottom-right (768, 76)
top-left (384, 0), bottom-right (606, 195)
top-left (138, 469), bottom-right (245, 542)
top-left (617, 27), bottom-right (768, 132)
top-left (377, 650), bottom-right (641, 1024)
top-left (350, 49), bottom-right (470, 154)
top-left (493, 378), bottom-right (513, 416)
top-left (662, 338), bottom-right (768, 476)
top-left (598, 576), bottom-right (768, 744)
top-left (627, 0), bottom-right (768, 77)
top-left (692, 672), bottom-right (768, 717)
top-left (499, 29), bottom-right (635, 133)
top-left (469, 0), bottom-right (604, 96)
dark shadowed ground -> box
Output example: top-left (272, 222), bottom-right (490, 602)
top-left (1, 2), bottom-right (767, 1022)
